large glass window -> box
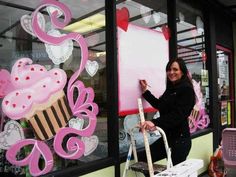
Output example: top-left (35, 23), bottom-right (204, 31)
top-left (116, 0), bottom-right (167, 155)
top-left (0, 0), bottom-right (107, 176)
top-left (176, 0), bottom-right (210, 133)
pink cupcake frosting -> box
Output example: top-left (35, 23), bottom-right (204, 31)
top-left (2, 58), bottom-right (67, 120)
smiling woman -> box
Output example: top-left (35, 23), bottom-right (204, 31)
top-left (139, 58), bottom-right (195, 166)
top-left (166, 60), bottom-right (184, 83)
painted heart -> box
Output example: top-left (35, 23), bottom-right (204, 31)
top-left (85, 60), bottom-right (99, 77)
top-left (116, 7), bottom-right (130, 31)
top-left (201, 51), bottom-right (207, 61)
top-left (20, 12), bottom-right (45, 37)
top-left (68, 118), bottom-right (84, 130)
top-left (0, 69), bottom-right (14, 98)
top-left (0, 120), bottom-right (25, 150)
top-left (45, 29), bottom-right (73, 64)
top-left (82, 135), bottom-right (99, 156)
top-left (140, 6), bottom-right (152, 24)
top-left (162, 25), bottom-right (171, 40)
top-left (179, 12), bottom-right (185, 23)
top-left (153, 12), bottom-right (161, 24)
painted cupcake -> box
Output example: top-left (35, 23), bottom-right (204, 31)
top-left (2, 58), bottom-right (72, 140)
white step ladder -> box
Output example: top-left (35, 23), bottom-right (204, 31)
top-left (122, 98), bottom-right (204, 177)
top-left (122, 98), bottom-right (173, 177)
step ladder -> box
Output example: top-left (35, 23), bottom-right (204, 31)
top-left (122, 98), bottom-right (173, 177)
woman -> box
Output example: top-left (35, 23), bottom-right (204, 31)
top-left (139, 58), bottom-right (195, 166)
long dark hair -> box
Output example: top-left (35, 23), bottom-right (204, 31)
top-left (165, 58), bottom-right (193, 89)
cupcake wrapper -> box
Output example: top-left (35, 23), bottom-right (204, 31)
top-left (191, 109), bottom-right (199, 119)
top-left (27, 95), bottom-right (72, 140)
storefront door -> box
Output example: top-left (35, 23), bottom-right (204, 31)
top-left (216, 45), bottom-right (234, 129)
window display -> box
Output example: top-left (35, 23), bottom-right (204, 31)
top-left (176, 0), bottom-right (210, 133)
top-left (0, 0), bottom-right (107, 176)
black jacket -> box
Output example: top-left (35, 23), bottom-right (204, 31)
top-left (142, 79), bottom-right (195, 145)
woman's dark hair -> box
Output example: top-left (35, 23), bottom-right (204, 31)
top-left (165, 58), bottom-right (193, 88)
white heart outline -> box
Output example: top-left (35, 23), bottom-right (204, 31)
top-left (68, 118), bottom-right (84, 130)
top-left (140, 6), bottom-right (152, 24)
top-left (0, 120), bottom-right (25, 150)
top-left (82, 135), bottom-right (99, 156)
top-left (20, 12), bottom-right (45, 37)
top-left (45, 29), bottom-right (73, 64)
top-left (85, 60), bottom-right (99, 77)
top-left (152, 12), bottom-right (161, 24)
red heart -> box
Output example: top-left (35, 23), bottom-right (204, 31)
top-left (201, 51), bottom-right (207, 61)
top-left (116, 7), bottom-right (130, 31)
top-left (161, 25), bottom-right (171, 40)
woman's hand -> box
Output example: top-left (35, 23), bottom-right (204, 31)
top-left (139, 121), bottom-right (156, 132)
top-left (139, 79), bottom-right (148, 93)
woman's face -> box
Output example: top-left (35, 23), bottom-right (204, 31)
top-left (167, 61), bottom-right (183, 83)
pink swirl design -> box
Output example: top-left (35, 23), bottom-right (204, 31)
top-left (31, 0), bottom-right (98, 160)
top-left (5, 1), bottom-right (98, 175)
top-left (6, 139), bottom-right (53, 176)
top-left (32, 0), bottom-right (88, 85)
top-left (54, 81), bottom-right (98, 159)
top-left (189, 108), bottom-right (210, 133)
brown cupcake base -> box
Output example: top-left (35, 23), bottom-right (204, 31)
top-left (27, 95), bottom-right (72, 140)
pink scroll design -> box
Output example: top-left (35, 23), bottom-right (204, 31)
top-left (32, 0), bottom-right (88, 85)
top-left (189, 108), bottom-right (210, 133)
top-left (188, 79), bottom-right (210, 133)
top-left (32, 0), bottom-right (98, 159)
top-left (5, 0), bottom-right (98, 175)
top-left (6, 139), bottom-right (53, 176)
top-left (54, 81), bottom-right (98, 159)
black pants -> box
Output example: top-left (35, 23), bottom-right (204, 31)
top-left (139, 136), bottom-right (192, 177)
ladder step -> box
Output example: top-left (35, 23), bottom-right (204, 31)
top-left (129, 161), bottom-right (166, 175)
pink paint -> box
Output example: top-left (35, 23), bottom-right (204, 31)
top-left (32, 0), bottom-right (88, 86)
top-left (188, 79), bottom-right (210, 133)
top-left (6, 139), bottom-right (53, 176)
top-left (3, 0), bottom-right (99, 175)
top-left (2, 58), bottom-right (67, 120)
top-left (32, 0), bottom-right (98, 160)
top-left (161, 25), bottom-right (171, 40)
top-left (0, 69), bottom-right (14, 98)
top-left (118, 24), bottom-right (169, 115)
top-left (54, 80), bottom-right (98, 159)
top-left (116, 7), bottom-right (130, 31)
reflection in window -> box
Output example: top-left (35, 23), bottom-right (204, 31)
top-left (217, 50), bottom-right (229, 100)
top-left (176, 0), bottom-right (210, 133)
top-left (216, 47), bottom-right (232, 126)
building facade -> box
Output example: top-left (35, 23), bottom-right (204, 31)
top-left (0, 0), bottom-right (235, 177)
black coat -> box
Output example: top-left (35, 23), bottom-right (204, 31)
top-left (142, 79), bottom-right (195, 145)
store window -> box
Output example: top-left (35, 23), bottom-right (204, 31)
top-left (116, 0), bottom-right (168, 155)
top-left (0, 0), bottom-right (108, 176)
top-left (176, 0), bottom-right (210, 133)
top-left (216, 45), bottom-right (234, 127)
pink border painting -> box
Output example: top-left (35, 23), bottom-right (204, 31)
top-left (118, 24), bottom-right (169, 116)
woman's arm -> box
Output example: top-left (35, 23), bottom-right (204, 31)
top-left (152, 87), bottom-right (195, 130)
